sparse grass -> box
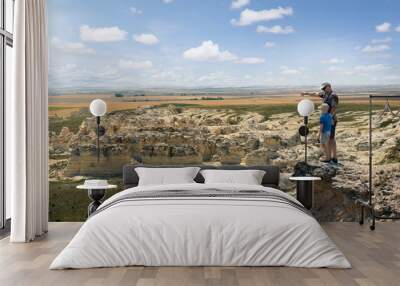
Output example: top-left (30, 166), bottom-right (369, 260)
top-left (124, 102), bottom-right (385, 122)
top-left (190, 97), bottom-right (224, 101)
top-left (154, 103), bottom-right (202, 109)
top-left (155, 103), bottom-right (298, 120)
top-left (198, 104), bottom-right (298, 120)
top-left (203, 103), bottom-right (385, 121)
top-left (308, 121), bottom-right (320, 129)
top-left (380, 118), bottom-right (399, 128)
top-left (49, 106), bottom-right (76, 111)
top-left (49, 177), bottom-right (123, 222)
top-left (337, 103), bottom-right (384, 114)
top-left (49, 111), bottom-right (90, 134)
top-left (337, 103), bottom-right (384, 122)
top-left (382, 138), bottom-right (400, 164)
top-left (49, 153), bottom-right (70, 160)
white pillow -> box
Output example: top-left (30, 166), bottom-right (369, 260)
top-left (200, 169), bottom-right (266, 185)
top-left (135, 167), bottom-right (200, 186)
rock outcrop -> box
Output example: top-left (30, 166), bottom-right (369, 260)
top-left (293, 162), bottom-right (360, 221)
top-left (49, 105), bottom-right (400, 221)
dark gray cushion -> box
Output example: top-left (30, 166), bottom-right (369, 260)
top-left (123, 164), bottom-right (280, 189)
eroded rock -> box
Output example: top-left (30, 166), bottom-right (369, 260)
top-left (48, 106), bottom-right (400, 220)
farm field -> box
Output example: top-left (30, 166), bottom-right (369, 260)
top-left (48, 93), bottom-right (391, 117)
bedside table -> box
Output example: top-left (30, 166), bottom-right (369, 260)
top-left (289, 176), bottom-right (321, 210)
top-left (77, 184), bottom-right (117, 216)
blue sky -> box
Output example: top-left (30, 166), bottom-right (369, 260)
top-left (48, 0), bottom-right (400, 89)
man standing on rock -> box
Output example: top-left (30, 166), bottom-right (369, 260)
top-left (303, 82), bottom-right (339, 164)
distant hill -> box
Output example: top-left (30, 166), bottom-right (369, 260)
top-left (48, 85), bottom-right (400, 97)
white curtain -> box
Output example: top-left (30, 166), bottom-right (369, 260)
top-left (8, 0), bottom-right (49, 242)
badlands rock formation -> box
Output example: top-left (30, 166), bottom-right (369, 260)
top-left (49, 105), bottom-right (400, 221)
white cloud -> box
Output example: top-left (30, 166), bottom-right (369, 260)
top-left (231, 7), bottom-right (293, 26)
top-left (80, 25), bottom-right (127, 42)
top-left (280, 66), bottom-right (300, 75)
top-left (321, 58), bottom-right (344, 64)
top-left (162, 0), bottom-right (174, 3)
top-left (235, 57), bottom-right (265, 64)
top-left (361, 44), bottom-right (390, 53)
top-left (396, 25), bottom-right (400, 32)
top-left (133, 33), bottom-right (159, 45)
top-left (231, 0), bottom-right (250, 10)
top-left (49, 64), bottom-right (124, 89)
top-left (197, 72), bottom-right (231, 83)
top-left (371, 37), bottom-right (392, 44)
top-left (256, 25), bottom-right (294, 34)
top-left (327, 66), bottom-right (342, 72)
top-left (194, 71), bottom-right (259, 87)
top-left (376, 22), bottom-right (391, 32)
top-left (264, 41), bottom-right (275, 48)
top-left (326, 66), bottom-right (356, 76)
top-left (150, 68), bottom-right (185, 82)
top-left (51, 38), bottom-right (96, 55)
top-left (54, 63), bottom-right (78, 74)
top-left (118, 59), bottom-right (153, 69)
top-left (353, 64), bottom-right (386, 73)
top-left (183, 41), bottom-right (265, 65)
top-left (328, 64), bottom-right (388, 76)
top-left (183, 41), bottom-right (237, 62)
top-left (130, 7), bottom-right (142, 14)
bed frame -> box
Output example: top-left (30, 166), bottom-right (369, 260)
top-left (123, 164), bottom-right (280, 189)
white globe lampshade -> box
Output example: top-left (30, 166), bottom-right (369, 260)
top-left (89, 99), bottom-right (107, 117)
top-left (297, 99), bottom-right (315, 117)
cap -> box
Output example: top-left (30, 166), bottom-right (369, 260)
top-left (321, 82), bottom-right (331, 90)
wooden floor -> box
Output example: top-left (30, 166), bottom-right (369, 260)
top-left (0, 222), bottom-right (399, 286)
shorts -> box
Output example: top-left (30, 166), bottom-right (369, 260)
top-left (321, 132), bottom-right (331, 144)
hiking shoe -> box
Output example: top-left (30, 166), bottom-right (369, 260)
top-left (320, 159), bottom-right (331, 163)
top-left (331, 158), bottom-right (338, 164)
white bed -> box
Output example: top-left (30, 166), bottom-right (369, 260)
top-left (50, 183), bottom-right (351, 269)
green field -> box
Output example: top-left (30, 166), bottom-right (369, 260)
top-left (49, 111), bottom-right (90, 134)
top-left (49, 177), bottom-right (123, 221)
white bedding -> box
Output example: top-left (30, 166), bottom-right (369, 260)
top-left (50, 183), bottom-right (351, 269)
top-left (200, 169), bottom-right (265, 185)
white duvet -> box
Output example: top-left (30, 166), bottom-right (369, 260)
top-left (50, 183), bottom-right (351, 269)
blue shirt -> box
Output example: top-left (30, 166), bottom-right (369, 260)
top-left (320, 113), bottom-right (332, 133)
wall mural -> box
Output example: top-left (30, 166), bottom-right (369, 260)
top-left (48, 0), bottom-right (400, 221)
